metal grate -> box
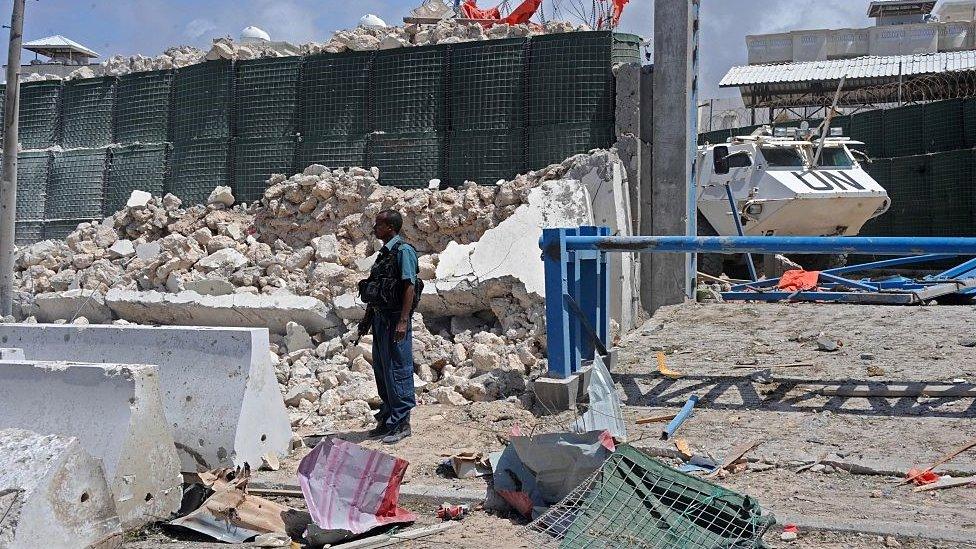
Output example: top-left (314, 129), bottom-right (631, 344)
top-left (883, 154), bottom-right (930, 236)
top-left (524, 445), bottom-right (774, 549)
top-left (1, 150), bottom-right (51, 221)
top-left (235, 56), bottom-right (301, 137)
top-left (19, 80), bottom-right (62, 149)
top-left (171, 60), bottom-right (233, 141)
top-left (115, 69), bottom-right (173, 144)
top-left (233, 136), bottom-right (296, 203)
top-left (46, 149), bottom-right (107, 220)
top-left (295, 133), bottom-right (368, 173)
top-left (965, 97), bottom-right (976, 148)
top-left (927, 149), bottom-right (974, 236)
top-left (44, 219), bottom-right (93, 241)
top-left (372, 45), bottom-right (448, 132)
top-left (300, 51), bottom-right (373, 136)
top-left (367, 131), bottom-right (443, 188)
top-left (167, 138), bottom-right (230, 206)
top-left (15, 221), bottom-right (44, 246)
top-left (61, 76), bottom-right (116, 148)
top-left (883, 103), bottom-right (925, 158)
top-left (527, 121), bottom-right (614, 171)
top-left (860, 158), bottom-right (893, 236)
top-left (446, 129), bottom-right (524, 186)
top-left (106, 144), bottom-right (169, 215)
top-left (449, 38), bottom-right (526, 131)
top-left (528, 32), bottom-right (616, 127)
top-left (923, 99), bottom-right (966, 154)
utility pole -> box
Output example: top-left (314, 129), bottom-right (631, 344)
top-left (0, 0), bottom-right (25, 316)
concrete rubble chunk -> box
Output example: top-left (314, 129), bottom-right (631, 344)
top-left (196, 248), bottom-right (248, 271)
top-left (126, 190), bottom-right (152, 209)
top-left (207, 186), bottom-right (235, 208)
top-left (285, 321), bottom-right (314, 353)
top-left (0, 428), bottom-right (122, 549)
top-left (333, 291), bottom-right (366, 321)
top-left (0, 324), bottom-right (292, 473)
top-left (104, 289), bottom-right (341, 335)
top-left (182, 278), bottom-right (236, 296)
top-left (107, 239), bottom-right (136, 259)
top-left (35, 289), bottom-right (113, 324)
top-left (0, 360), bottom-right (182, 528)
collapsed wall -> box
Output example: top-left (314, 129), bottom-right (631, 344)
top-left (11, 149), bottom-right (634, 426)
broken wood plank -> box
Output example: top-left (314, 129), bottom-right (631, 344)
top-left (248, 487), bottom-right (304, 498)
top-left (818, 385), bottom-right (976, 398)
top-left (731, 362), bottom-right (813, 370)
top-left (706, 439), bottom-right (761, 478)
top-left (327, 522), bottom-right (457, 549)
top-left (913, 477), bottom-right (976, 492)
top-left (635, 412), bottom-right (678, 425)
top-left (899, 436), bottom-right (976, 486)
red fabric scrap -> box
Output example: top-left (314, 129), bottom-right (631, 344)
top-left (778, 269), bottom-right (820, 292)
top-left (504, 0), bottom-right (543, 25)
top-left (461, 0), bottom-right (501, 20)
top-left (906, 467), bottom-right (941, 486)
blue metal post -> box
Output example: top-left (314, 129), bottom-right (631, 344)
top-left (560, 236), bottom-right (976, 256)
top-left (576, 226), bottom-right (599, 363)
top-left (598, 226), bottom-right (610, 352)
top-left (541, 228), bottom-right (572, 379)
top-left (724, 183), bottom-right (758, 282)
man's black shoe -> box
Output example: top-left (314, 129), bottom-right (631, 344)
top-left (381, 423), bottom-right (411, 444)
top-left (368, 423), bottom-right (392, 438)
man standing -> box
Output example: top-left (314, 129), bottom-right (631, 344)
top-left (357, 210), bottom-right (419, 444)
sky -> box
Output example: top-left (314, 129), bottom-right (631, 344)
top-left (0, 0), bottom-right (875, 98)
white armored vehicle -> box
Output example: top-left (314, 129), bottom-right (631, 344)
top-left (697, 125), bottom-right (890, 274)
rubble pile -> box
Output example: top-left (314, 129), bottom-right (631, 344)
top-left (9, 153), bottom-right (609, 425)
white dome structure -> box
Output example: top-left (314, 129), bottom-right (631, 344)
top-left (240, 26), bottom-right (271, 43)
top-left (359, 14), bottom-right (388, 28)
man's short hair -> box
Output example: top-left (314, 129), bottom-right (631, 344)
top-left (378, 209), bottom-right (403, 232)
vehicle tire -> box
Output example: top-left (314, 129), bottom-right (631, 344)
top-left (697, 213), bottom-right (725, 277)
top-left (790, 253), bottom-right (848, 271)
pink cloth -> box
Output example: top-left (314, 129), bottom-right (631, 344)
top-left (778, 269), bottom-right (820, 292)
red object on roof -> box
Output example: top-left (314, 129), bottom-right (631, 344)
top-left (461, 0), bottom-right (501, 20)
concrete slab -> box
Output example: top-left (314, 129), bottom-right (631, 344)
top-left (35, 289), bottom-right (113, 324)
top-left (104, 288), bottom-right (341, 335)
top-left (0, 324), bottom-right (292, 472)
top-left (0, 361), bottom-right (182, 528)
top-left (0, 428), bottom-right (122, 549)
top-left (532, 373), bottom-right (583, 413)
top-left (0, 347), bottom-right (24, 360)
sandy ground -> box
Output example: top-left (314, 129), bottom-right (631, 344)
top-left (124, 302), bottom-right (976, 548)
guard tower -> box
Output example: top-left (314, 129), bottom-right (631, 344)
top-left (23, 34), bottom-right (98, 66)
top-left (868, 0), bottom-right (936, 25)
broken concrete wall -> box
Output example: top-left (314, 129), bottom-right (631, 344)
top-left (0, 324), bottom-right (292, 472)
top-left (0, 428), bottom-right (122, 549)
top-left (0, 361), bottom-right (182, 528)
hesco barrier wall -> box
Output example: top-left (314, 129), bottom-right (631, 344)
top-left (698, 98), bottom-right (976, 238)
top-left (5, 31), bottom-right (639, 244)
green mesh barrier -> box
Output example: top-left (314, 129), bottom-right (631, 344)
top-left (300, 51), bottom-right (373, 136)
top-left (528, 32), bottom-right (618, 126)
top-left (922, 99), bottom-right (965, 154)
top-left (373, 45), bottom-right (447, 132)
top-left (15, 221), bottom-right (44, 245)
top-left (171, 60), bottom-right (233, 141)
top-left (19, 80), bottom-right (62, 149)
top-left (450, 38), bottom-right (527, 131)
top-left (235, 57), bottom-right (301, 137)
top-left (527, 121), bottom-right (613, 170)
top-left (295, 133), bottom-right (368, 173)
top-left (446, 129), bottom-right (524, 186)
top-left (115, 69), bottom-right (173, 144)
top-left (46, 149), bottom-right (107, 220)
top-left (883, 103), bottom-right (925, 158)
top-left (61, 76), bottom-right (116, 148)
top-left (106, 144), bottom-right (169, 215)
top-left (1, 150), bottom-right (51, 221)
top-left (167, 138), bottom-right (230, 205)
top-left (367, 131), bottom-right (443, 188)
top-left (234, 135), bottom-right (297, 203)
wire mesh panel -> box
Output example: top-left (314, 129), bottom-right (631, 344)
top-left (15, 221), bottom-right (44, 245)
top-left (527, 121), bottom-right (614, 171)
top-left (115, 69), bottom-right (174, 144)
top-left (106, 144), bottom-right (169, 215)
top-left (528, 31), bottom-right (616, 127)
top-left (373, 45), bottom-right (448, 132)
top-left (171, 60), bottom-right (233, 141)
top-left (860, 158), bottom-right (893, 236)
top-left (236, 57), bottom-right (301, 137)
top-left (367, 131), bottom-right (443, 188)
top-left (450, 38), bottom-right (527, 131)
top-left (927, 149), bottom-right (974, 236)
top-left (922, 99), bottom-right (965, 154)
top-left (167, 138), bottom-right (231, 205)
top-left (44, 219), bottom-right (91, 241)
top-left (61, 76), bottom-right (116, 148)
top-left (611, 33), bottom-right (642, 65)
top-left (965, 97), bottom-right (976, 148)
top-left (295, 133), bottom-right (368, 173)
top-left (6, 151), bottom-right (51, 221)
top-left (234, 136), bottom-right (297, 203)
top-left (301, 51), bottom-right (373, 136)
top-left (849, 108), bottom-right (884, 158)
top-left (882, 154), bottom-right (930, 236)
top-left (19, 80), bottom-right (62, 149)
top-left (447, 129), bottom-right (524, 186)
top-left (883, 103), bottom-right (925, 158)
top-left (524, 445), bottom-right (774, 549)
top-left (46, 148), bottom-right (108, 220)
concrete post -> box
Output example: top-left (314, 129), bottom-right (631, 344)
top-left (649, 0), bottom-right (700, 313)
top-left (0, 0), bottom-right (25, 316)
top-left (639, 65), bottom-right (653, 312)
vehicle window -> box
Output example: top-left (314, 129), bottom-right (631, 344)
top-left (760, 147), bottom-right (806, 167)
top-left (816, 147), bottom-right (854, 168)
top-left (727, 152), bottom-right (752, 168)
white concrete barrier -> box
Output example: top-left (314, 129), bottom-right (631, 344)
top-left (0, 428), bottom-right (123, 549)
top-left (0, 323), bottom-right (292, 472)
top-left (0, 361), bottom-right (182, 528)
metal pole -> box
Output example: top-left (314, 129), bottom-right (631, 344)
top-left (0, 0), bottom-right (25, 317)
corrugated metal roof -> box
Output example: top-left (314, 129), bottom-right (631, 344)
top-left (23, 35), bottom-right (99, 58)
top-left (720, 50), bottom-right (976, 87)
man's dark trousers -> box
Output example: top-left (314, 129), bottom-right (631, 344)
top-left (371, 309), bottom-right (416, 428)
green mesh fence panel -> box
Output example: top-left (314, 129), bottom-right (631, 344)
top-left (373, 46), bottom-right (447, 132)
top-left (528, 31), bottom-right (616, 126)
top-left (367, 132), bottom-right (442, 188)
top-left (860, 157), bottom-right (893, 236)
top-left (61, 76), bottom-right (116, 148)
top-left (115, 69), bottom-right (173, 144)
top-left (883, 104), bottom-right (925, 158)
top-left (11, 151), bottom-right (50, 221)
top-left (15, 221), bottom-right (43, 245)
top-left (295, 133), bottom-right (368, 172)
top-left (922, 99), bottom-right (965, 154)
top-left (525, 445), bottom-right (774, 549)
top-left (965, 98), bottom-right (976, 148)
top-left (167, 138), bottom-right (231, 205)
top-left (527, 121), bottom-right (613, 171)
top-left (881, 154), bottom-right (929, 236)
top-left (235, 57), bottom-right (301, 137)
top-left (450, 38), bottom-right (527, 131)
top-left (234, 136), bottom-right (297, 203)
top-left (300, 51), bottom-right (373, 136)
top-left (46, 149), bottom-right (107, 220)
top-left (106, 144), bottom-right (169, 215)
top-left (171, 60), bottom-right (233, 141)
top-left (447, 129), bottom-right (524, 186)
top-left (610, 33), bottom-right (642, 64)
top-left (19, 80), bottom-right (62, 149)
top-left (849, 109), bottom-right (884, 158)
top-left (927, 149), bottom-right (974, 236)
top-left (44, 219), bottom-right (92, 241)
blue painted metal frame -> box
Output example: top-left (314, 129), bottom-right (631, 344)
top-left (724, 183), bottom-right (758, 282)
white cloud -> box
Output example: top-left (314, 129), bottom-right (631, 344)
top-left (184, 18), bottom-right (218, 40)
